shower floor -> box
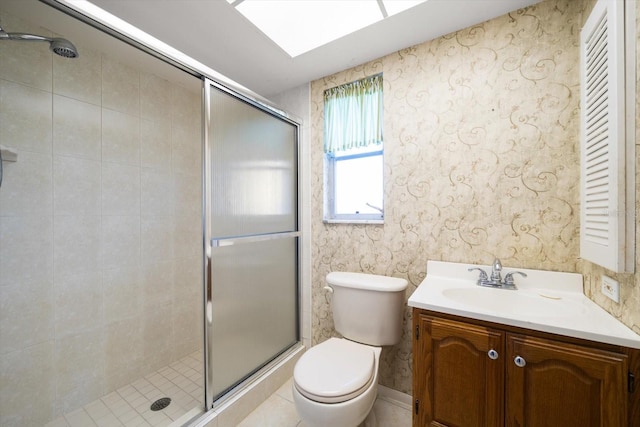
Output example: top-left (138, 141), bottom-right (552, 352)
top-left (45, 351), bottom-right (204, 427)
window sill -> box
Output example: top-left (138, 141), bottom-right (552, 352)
top-left (323, 219), bottom-right (384, 225)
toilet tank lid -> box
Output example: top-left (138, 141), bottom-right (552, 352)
top-left (326, 272), bottom-right (408, 292)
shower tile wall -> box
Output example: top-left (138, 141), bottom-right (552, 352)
top-left (0, 10), bottom-right (203, 426)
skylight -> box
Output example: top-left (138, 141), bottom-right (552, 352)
top-left (227, 0), bottom-right (427, 57)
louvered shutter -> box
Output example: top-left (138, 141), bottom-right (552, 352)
top-left (579, 0), bottom-right (627, 273)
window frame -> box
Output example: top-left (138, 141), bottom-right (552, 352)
top-left (324, 147), bottom-right (384, 224)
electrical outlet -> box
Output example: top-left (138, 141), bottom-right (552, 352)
top-left (601, 275), bottom-right (620, 303)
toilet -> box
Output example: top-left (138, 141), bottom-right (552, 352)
top-left (293, 272), bottom-right (408, 427)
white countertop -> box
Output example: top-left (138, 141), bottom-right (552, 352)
top-left (408, 260), bottom-right (640, 349)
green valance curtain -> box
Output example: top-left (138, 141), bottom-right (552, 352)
top-left (323, 74), bottom-right (383, 154)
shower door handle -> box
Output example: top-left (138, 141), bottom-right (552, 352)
top-left (211, 231), bottom-right (300, 247)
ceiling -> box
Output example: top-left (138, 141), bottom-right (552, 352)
top-left (85, 0), bottom-right (540, 98)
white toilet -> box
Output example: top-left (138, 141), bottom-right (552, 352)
top-left (293, 272), bottom-right (408, 427)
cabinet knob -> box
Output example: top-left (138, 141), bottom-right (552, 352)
top-left (488, 349), bottom-right (499, 360)
top-left (514, 356), bottom-right (526, 367)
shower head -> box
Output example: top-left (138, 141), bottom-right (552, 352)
top-left (0, 26), bottom-right (79, 58)
top-left (50, 38), bottom-right (78, 58)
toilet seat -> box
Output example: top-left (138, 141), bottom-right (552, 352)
top-left (294, 338), bottom-right (376, 404)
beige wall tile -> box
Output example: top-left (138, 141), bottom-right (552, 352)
top-left (54, 270), bottom-right (103, 338)
top-left (140, 118), bottom-right (171, 170)
top-left (53, 215), bottom-right (101, 280)
top-left (0, 215), bottom-right (53, 287)
top-left (102, 109), bottom-right (140, 165)
top-left (141, 169), bottom-right (174, 216)
top-left (171, 123), bottom-right (201, 175)
top-left (103, 265), bottom-right (141, 322)
top-left (101, 162), bottom-right (140, 216)
top-left (173, 214), bottom-right (201, 262)
top-left (53, 156), bottom-right (101, 215)
top-left (0, 342), bottom-right (55, 426)
top-left (54, 330), bottom-right (105, 415)
top-left (172, 300), bottom-right (201, 359)
top-left (53, 95), bottom-right (101, 160)
top-left (104, 317), bottom-right (143, 391)
top-left (0, 280), bottom-right (54, 354)
top-left (173, 171), bottom-right (202, 218)
top-left (0, 9), bottom-right (204, 424)
top-left (141, 261), bottom-right (173, 310)
top-left (0, 150), bottom-right (52, 215)
top-left (0, 12), bottom-right (52, 91)
top-left (142, 304), bottom-right (174, 371)
top-left (171, 85), bottom-right (201, 130)
top-left (141, 215), bottom-right (174, 264)
top-left (173, 256), bottom-right (202, 304)
top-left (53, 45), bottom-right (101, 106)
top-left (102, 56), bottom-right (139, 116)
top-left (101, 215), bottom-right (140, 270)
top-left (0, 79), bottom-right (52, 154)
top-left (140, 72), bottom-right (173, 123)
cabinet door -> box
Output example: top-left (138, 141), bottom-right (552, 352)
top-left (506, 334), bottom-right (627, 427)
top-left (414, 314), bottom-right (504, 427)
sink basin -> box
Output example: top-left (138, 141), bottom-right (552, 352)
top-left (441, 287), bottom-right (587, 318)
top-left (408, 261), bottom-right (640, 349)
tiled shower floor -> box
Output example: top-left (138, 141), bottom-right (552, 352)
top-left (45, 351), bottom-right (204, 427)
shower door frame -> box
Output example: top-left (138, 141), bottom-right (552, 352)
top-left (202, 77), bottom-right (302, 410)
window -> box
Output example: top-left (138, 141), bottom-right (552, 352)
top-left (324, 74), bottom-right (384, 223)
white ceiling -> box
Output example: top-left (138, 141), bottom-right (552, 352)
top-left (86, 0), bottom-right (541, 98)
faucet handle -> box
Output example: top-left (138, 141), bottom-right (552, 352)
top-left (468, 268), bottom-right (489, 282)
top-left (503, 271), bottom-right (527, 286)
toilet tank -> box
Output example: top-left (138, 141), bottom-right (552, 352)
top-left (326, 272), bottom-right (408, 346)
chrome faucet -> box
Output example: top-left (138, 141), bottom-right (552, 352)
top-left (467, 258), bottom-right (527, 290)
top-left (490, 258), bottom-right (502, 283)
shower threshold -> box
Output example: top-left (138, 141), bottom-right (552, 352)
top-left (45, 351), bottom-right (204, 427)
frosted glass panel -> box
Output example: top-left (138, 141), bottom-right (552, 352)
top-left (209, 88), bottom-right (297, 237)
top-left (209, 237), bottom-right (298, 399)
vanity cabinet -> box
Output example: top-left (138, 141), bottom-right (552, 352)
top-left (413, 310), bottom-right (638, 427)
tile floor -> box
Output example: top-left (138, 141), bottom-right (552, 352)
top-left (237, 378), bottom-right (412, 427)
top-left (45, 351), bottom-right (205, 427)
top-left (44, 350), bottom-right (412, 427)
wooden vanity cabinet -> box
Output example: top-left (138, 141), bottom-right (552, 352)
top-left (506, 334), bottom-right (628, 426)
top-left (413, 316), bottom-right (504, 427)
top-left (413, 309), bottom-right (638, 427)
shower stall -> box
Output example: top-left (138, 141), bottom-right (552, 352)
top-left (0, 1), bottom-right (301, 426)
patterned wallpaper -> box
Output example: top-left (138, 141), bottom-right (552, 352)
top-left (310, 0), bottom-right (639, 395)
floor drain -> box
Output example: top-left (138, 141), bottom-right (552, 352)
top-left (150, 397), bottom-right (171, 411)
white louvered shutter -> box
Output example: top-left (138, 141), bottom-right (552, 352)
top-left (580, 0), bottom-right (627, 272)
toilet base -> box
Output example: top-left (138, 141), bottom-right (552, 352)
top-left (292, 383), bottom-right (377, 427)
top-left (292, 342), bottom-right (381, 427)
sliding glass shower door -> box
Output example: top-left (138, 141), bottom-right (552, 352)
top-left (203, 79), bottom-right (300, 406)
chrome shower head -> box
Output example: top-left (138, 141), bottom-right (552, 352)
top-left (0, 25), bottom-right (79, 58)
top-left (49, 38), bottom-right (78, 58)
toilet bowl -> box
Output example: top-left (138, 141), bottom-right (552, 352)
top-left (292, 272), bottom-right (408, 427)
top-left (293, 338), bottom-right (381, 427)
